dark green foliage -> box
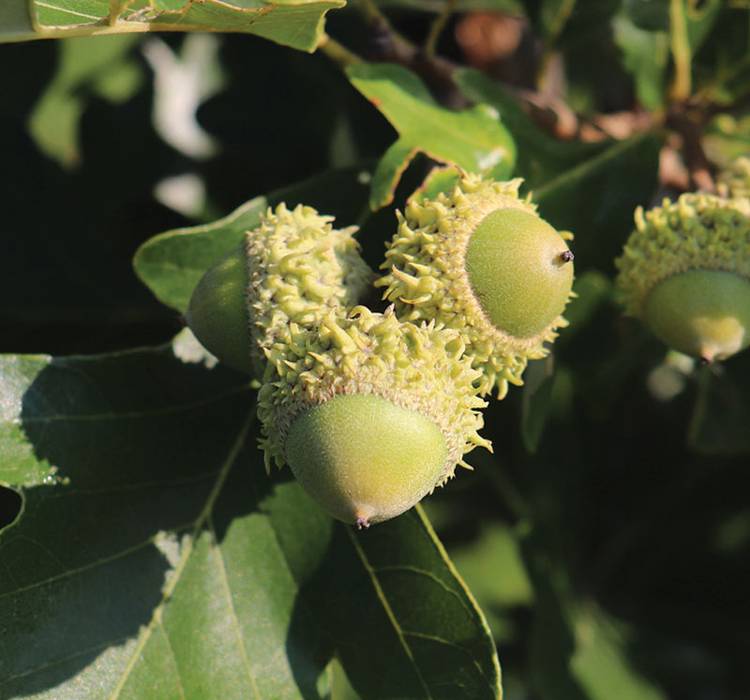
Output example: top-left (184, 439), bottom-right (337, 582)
top-left (1, 3), bottom-right (749, 699)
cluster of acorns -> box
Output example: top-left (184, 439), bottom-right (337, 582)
top-left (187, 171), bottom-right (575, 527)
top-left (187, 158), bottom-right (750, 528)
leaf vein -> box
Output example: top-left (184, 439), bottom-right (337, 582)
top-left (209, 517), bottom-right (262, 699)
top-left (345, 527), bottom-right (434, 700)
top-left (107, 410), bottom-right (253, 699)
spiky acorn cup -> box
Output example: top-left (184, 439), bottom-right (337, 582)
top-left (616, 193), bottom-right (750, 363)
top-left (376, 172), bottom-right (575, 398)
top-left (187, 203), bottom-right (373, 376)
top-left (257, 306), bottom-right (491, 527)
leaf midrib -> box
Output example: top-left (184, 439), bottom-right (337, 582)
top-left (107, 409), bottom-right (255, 699)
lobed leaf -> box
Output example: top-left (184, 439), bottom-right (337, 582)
top-left (3, 0), bottom-right (345, 52)
top-left (348, 63), bottom-right (516, 209)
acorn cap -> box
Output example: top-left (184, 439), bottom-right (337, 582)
top-left (376, 171), bottom-right (575, 398)
top-left (257, 306), bottom-right (491, 525)
top-left (616, 193), bottom-right (750, 361)
top-left (186, 203), bottom-right (373, 376)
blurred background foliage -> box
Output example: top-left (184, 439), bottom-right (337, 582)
top-left (2, 1), bottom-right (750, 698)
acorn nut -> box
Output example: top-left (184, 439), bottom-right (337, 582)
top-left (377, 171), bottom-right (575, 397)
top-left (258, 306), bottom-right (491, 527)
top-left (616, 193), bottom-right (750, 363)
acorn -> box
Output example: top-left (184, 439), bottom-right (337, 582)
top-left (376, 171), bottom-right (575, 398)
top-left (186, 203), bottom-right (373, 376)
top-left (616, 193), bottom-right (750, 363)
top-left (257, 306), bottom-right (490, 527)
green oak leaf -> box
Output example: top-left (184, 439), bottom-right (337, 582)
top-left (28, 36), bottom-right (143, 168)
top-left (523, 529), bottom-right (667, 700)
top-left (6, 0), bottom-right (344, 52)
top-left (612, 10), bottom-right (669, 111)
top-left (347, 63), bottom-right (516, 209)
top-left (0, 1), bottom-right (34, 41)
top-left (0, 340), bottom-right (501, 698)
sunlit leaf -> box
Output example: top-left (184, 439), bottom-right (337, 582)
top-left (347, 63), bottom-right (516, 209)
top-left (5, 0), bottom-right (345, 52)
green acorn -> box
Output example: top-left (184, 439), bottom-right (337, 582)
top-left (257, 306), bottom-right (490, 527)
top-left (616, 193), bottom-right (750, 363)
top-left (376, 171), bottom-right (575, 398)
top-left (186, 203), bottom-right (373, 376)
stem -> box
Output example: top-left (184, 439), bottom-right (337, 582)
top-left (358, 0), bottom-right (390, 26)
top-left (667, 105), bottom-right (715, 192)
top-left (318, 34), bottom-right (362, 68)
top-left (424, 0), bottom-right (457, 58)
top-left (669, 0), bottom-right (692, 101)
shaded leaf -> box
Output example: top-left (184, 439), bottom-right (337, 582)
top-left (347, 63), bottom-right (516, 209)
top-left (688, 362), bottom-right (750, 456)
top-left (682, 0), bottom-right (723, 54)
top-left (523, 530), bottom-right (667, 700)
top-left (612, 10), bottom-right (669, 110)
top-left (451, 523), bottom-right (533, 641)
top-left (0, 1), bottom-right (34, 41)
top-left (13, 0), bottom-right (345, 52)
top-left (668, 0), bottom-right (723, 99)
top-left (133, 166), bottom-right (372, 314)
top-left (540, 0), bottom-right (577, 44)
top-left (703, 112), bottom-right (750, 168)
top-left (623, 0), bottom-right (668, 31)
top-left (0, 342), bottom-right (500, 699)
top-left (455, 69), bottom-right (606, 189)
top-left (520, 357), bottom-right (556, 454)
top-left (562, 271), bottom-right (613, 339)
top-left (29, 36), bottom-right (143, 167)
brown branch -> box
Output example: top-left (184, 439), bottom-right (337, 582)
top-left (666, 105), bottom-right (716, 192)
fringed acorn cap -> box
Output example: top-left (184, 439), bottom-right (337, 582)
top-left (187, 202), bottom-right (372, 376)
top-left (616, 193), bottom-right (750, 317)
top-left (616, 193), bottom-right (750, 362)
top-left (256, 306), bottom-right (491, 525)
top-left (245, 203), bottom-right (373, 376)
top-left (376, 171), bottom-right (575, 398)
